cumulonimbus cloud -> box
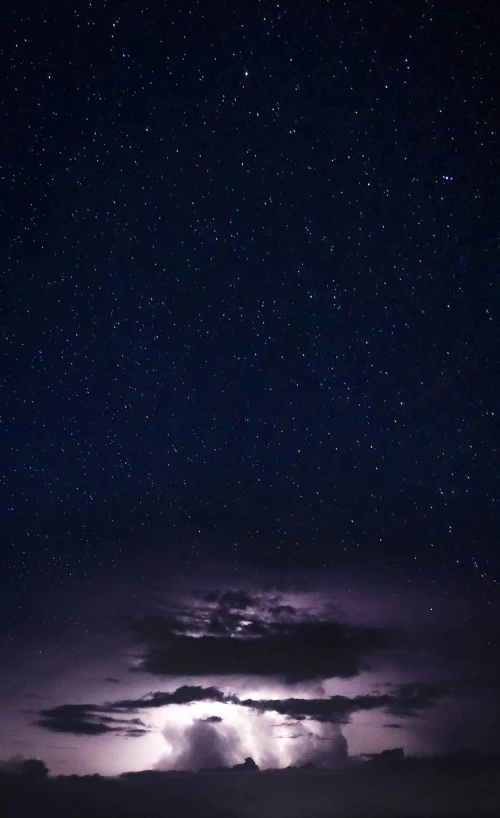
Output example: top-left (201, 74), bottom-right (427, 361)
top-left (36, 680), bottom-right (454, 737)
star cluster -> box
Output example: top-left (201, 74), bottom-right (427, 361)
top-left (1, 3), bottom-right (498, 606)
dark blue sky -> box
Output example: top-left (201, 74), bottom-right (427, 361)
top-left (3, 0), bottom-right (498, 586)
top-left (0, 0), bottom-right (498, 776)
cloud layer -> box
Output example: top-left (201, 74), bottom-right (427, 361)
top-left (37, 680), bottom-right (454, 740)
top-left (32, 585), bottom-right (500, 770)
top-left (132, 588), bottom-right (401, 681)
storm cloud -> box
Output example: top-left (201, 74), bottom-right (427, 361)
top-left (37, 686), bottom-right (231, 736)
top-left (36, 679), bottom-right (454, 742)
top-left (239, 682), bottom-right (454, 722)
top-left (159, 719), bottom-right (242, 771)
top-left (133, 618), bottom-right (401, 681)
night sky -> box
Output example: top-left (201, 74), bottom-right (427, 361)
top-left (1, 0), bottom-right (499, 780)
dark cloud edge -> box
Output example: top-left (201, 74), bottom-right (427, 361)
top-left (132, 616), bottom-right (402, 682)
top-left (36, 680), bottom-right (461, 737)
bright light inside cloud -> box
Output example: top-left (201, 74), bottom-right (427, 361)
top-left (148, 700), bottom-right (291, 769)
top-left (33, 577), bottom-right (427, 776)
top-left (134, 685), bottom-right (350, 771)
top-left (114, 582), bottom-right (396, 772)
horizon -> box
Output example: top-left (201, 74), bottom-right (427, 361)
top-left (2, 748), bottom-right (499, 818)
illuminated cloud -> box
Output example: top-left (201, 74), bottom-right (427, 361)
top-left (158, 719), bottom-right (242, 770)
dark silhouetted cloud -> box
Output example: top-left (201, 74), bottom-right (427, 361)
top-left (36, 687), bottom-right (231, 736)
top-left (37, 709), bottom-right (114, 736)
top-left (240, 683), bottom-right (456, 722)
top-left (0, 754), bottom-right (47, 775)
top-left (37, 677), bottom-right (457, 741)
top-left (36, 702), bottom-right (148, 736)
top-left (240, 694), bottom-right (393, 722)
top-left (2, 758), bottom-right (500, 817)
top-left (386, 681), bottom-right (454, 717)
top-left (133, 618), bottom-right (401, 681)
top-left (111, 685), bottom-right (231, 710)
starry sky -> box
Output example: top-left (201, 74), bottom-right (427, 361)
top-left (1, 0), bottom-right (499, 778)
